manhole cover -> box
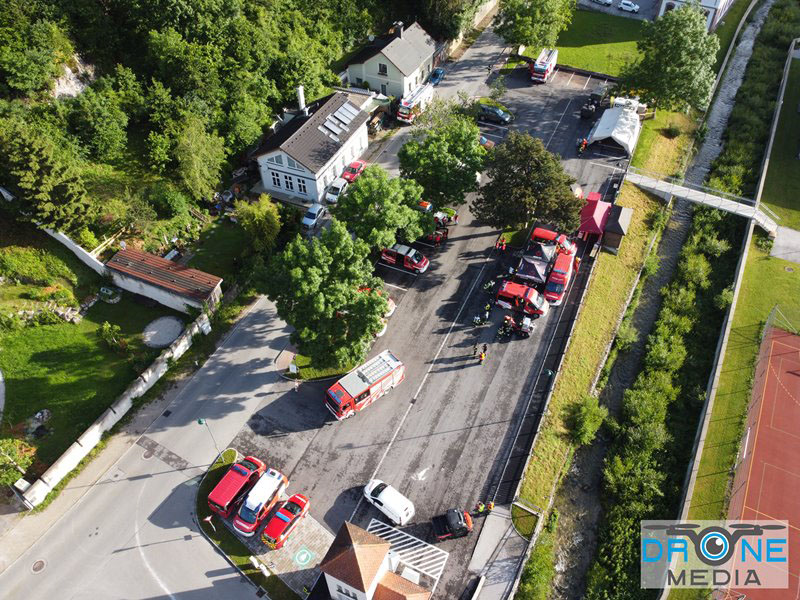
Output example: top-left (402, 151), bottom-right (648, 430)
top-left (31, 559), bottom-right (46, 573)
top-left (142, 449), bottom-right (154, 460)
top-left (785, 266), bottom-right (795, 272)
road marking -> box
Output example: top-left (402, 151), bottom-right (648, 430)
top-left (545, 99), bottom-right (574, 150)
top-left (566, 71), bottom-right (575, 85)
top-left (480, 130), bottom-right (506, 140)
top-left (383, 282), bottom-right (408, 291)
top-left (135, 483), bottom-right (178, 600)
top-left (350, 256), bottom-right (494, 521)
top-left (583, 76), bottom-right (592, 90)
top-left (377, 262), bottom-right (421, 276)
top-left (412, 467), bottom-right (430, 481)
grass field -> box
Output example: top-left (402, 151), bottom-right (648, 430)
top-left (293, 353), bottom-right (353, 381)
top-left (188, 217), bottom-right (247, 288)
top-left (759, 60), bottom-right (800, 229)
top-left (554, 10), bottom-right (645, 76)
top-left (0, 296), bottom-right (178, 468)
top-left (197, 449), bottom-right (299, 600)
top-left (517, 110), bottom-right (695, 510)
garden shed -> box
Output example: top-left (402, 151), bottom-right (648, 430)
top-left (603, 204), bottom-right (634, 254)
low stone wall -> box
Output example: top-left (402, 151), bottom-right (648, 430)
top-left (17, 312), bottom-right (212, 508)
top-left (44, 228), bottom-right (106, 275)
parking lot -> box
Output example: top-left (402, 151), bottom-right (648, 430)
top-left (577, 0), bottom-right (662, 22)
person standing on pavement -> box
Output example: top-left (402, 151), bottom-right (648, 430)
top-left (482, 344), bottom-right (488, 355)
top-left (479, 351), bottom-right (486, 364)
top-left (473, 343), bottom-right (478, 357)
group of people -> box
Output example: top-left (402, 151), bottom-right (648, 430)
top-left (473, 342), bottom-right (488, 364)
top-left (495, 237), bottom-right (507, 253)
top-left (475, 501), bottom-right (495, 514)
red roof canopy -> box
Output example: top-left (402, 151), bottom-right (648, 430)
top-left (579, 198), bottom-right (612, 235)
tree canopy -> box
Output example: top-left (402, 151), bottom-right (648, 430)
top-left (471, 131), bottom-right (581, 230)
top-left (335, 166), bottom-right (429, 250)
top-left (620, 3), bottom-right (718, 110)
top-left (495, 0), bottom-right (575, 49)
top-left (399, 114), bottom-right (486, 208)
top-left (266, 219), bottom-right (387, 368)
top-left (236, 194), bottom-right (282, 254)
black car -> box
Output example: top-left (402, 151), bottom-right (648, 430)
top-left (478, 103), bottom-right (514, 125)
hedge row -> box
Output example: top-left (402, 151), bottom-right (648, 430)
top-left (584, 207), bottom-right (742, 599)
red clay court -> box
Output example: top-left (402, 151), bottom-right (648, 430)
top-left (727, 326), bottom-right (800, 599)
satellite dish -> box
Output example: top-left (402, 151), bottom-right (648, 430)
top-left (368, 34), bottom-right (375, 41)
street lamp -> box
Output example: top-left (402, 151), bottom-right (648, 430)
top-left (197, 418), bottom-right (221, 456)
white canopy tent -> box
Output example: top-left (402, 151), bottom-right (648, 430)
top-left (587, 105), bottom-right (642, 157)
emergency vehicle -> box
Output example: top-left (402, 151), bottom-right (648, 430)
top-left (325, 350), bottom-right (405, 420)
top-left (495, 281), bottom-right (550, 317)
top-left (396, 83), bottom-right (434, 124)
top-left (380, 244), bottom-right (429, 273)
top-left (530, 48), bottom-right (558, 83)
top-left (544, 253), bottom-right (574, 305)
top-left (531, 227), bottom-right (576, 255)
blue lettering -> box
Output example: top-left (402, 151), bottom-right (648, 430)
top-left (766, 538), bottom-right (787, 563)
top-left (667, 538), bottom-right (689, 562)
top-left (642, 539), bottom-right (663, 562)
top-left (740, 538), bottom-right (761, 561)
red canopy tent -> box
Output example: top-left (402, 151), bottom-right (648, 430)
top-left (579, 195), bottom-right (611, 236)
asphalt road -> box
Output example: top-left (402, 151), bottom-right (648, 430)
top-left (0, 298), bottom-right (295, 600)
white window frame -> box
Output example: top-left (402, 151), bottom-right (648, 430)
top-left (271, 171), bottom-right (281, 188)
top-left (378, 62), bottom-right (388, 76)
top-left (297, 179), bottom-right (307, 195)
top-left (284, 174), bottom-right (294, 191)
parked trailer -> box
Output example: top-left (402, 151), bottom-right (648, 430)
top-left (325, 350), bottom-right (405, 420)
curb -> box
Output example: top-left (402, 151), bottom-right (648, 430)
top-left (554, 64), bottom-right (618, 82)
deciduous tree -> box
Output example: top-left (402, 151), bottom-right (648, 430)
top-left (335, 166), bottom-right (429, 250)
top-left (236, 194), bottom-right (282, 254)
top-left (620, 3), bottom-right (718, 110)
top-left (266, 219), bottom-right (387, 368)
top-left (174, 114), bottom-right (227, 201)
top-left (471, 132), bottom-right (581, 230)
top-left (399, 115), bottom-right (485, 208)
top-left (495, 0), bottom-right (575, 49)
top-left (67, 86), bottom-right (129, 161)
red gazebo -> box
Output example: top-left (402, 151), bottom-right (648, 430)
top-left (578, 193), bottom-right (611, 238)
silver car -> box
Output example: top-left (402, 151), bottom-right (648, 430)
top-left (618, 0), bottom-right (640, 12)
top-left (301, 203), bottom-right (326, 230)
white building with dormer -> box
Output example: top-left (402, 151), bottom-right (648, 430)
top-left (657, 0), bottom-right (736, 30)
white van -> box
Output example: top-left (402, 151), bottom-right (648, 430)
top-left (363, 479), bottom-right (415, 526)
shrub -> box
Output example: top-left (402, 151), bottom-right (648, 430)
top-left (517, 520), bottom-right (557, 600)
top-left (75, 227), bottom-right (100, 250)
top-left (614, 318), bottom-right (639, 353)
top-left (570, 395), bottom-right (608, 446)
top-left (754, 231), bottom-right (774, 253)
top-left (680, 253), bottom-right (712, 289)
top-left (642, 252), bottom-right (661, 279)
top-left (0, 246), bottom-right (78, 286)
top-left (147, 184), bottom-right (190, 219)
top-left (715, 285), bottom-right (734, 310)
top-left (0, 437), bottom-right (35, 486)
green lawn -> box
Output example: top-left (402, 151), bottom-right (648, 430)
top-left (188, 218), bottom-right (247, 287)
top-left (712, 0), bottom-right (754, 71)
top-left (197, 449), bottom-right (299, 600)
top-left (631, 110), bottom-right (695, 174)
top-left (0, 296), bottom-right (180, 468)
top-left (293, 353), bottom-right (353, 381)
top-left (759, 60), bottom-right (800, 229)
top-left (555, 10), bottom-right (645, 76)
top-left (686, 241), bottom-right (800, 521)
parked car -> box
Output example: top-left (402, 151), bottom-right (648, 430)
top-left (431, 509), bottom-right (473, 540)
top-left (380, 244), bottom-right (430, 274)
top-left (591, 0), bottom-right (613, 5)
top-left (232, 468), bottom-right (288, 537)
top-left (342, 160), bottom-right (366, 183)
top-left (325, 177), bottom-right (349, 204)
top-left (477, 103), bottom-right (514, 125)
top-left (479, 135), bottom-right (496, 149)
top-left (302, 204), bottom-right (327, 230)
top-left (618, 0), bottom-right (639, 11)
top-left (261, 493), bottom-right (310, 549)
top-left (429, 67), bottom-right (445, 86)
top-left (363, 479), bottom-right (415, 526)
top-left (207, 456), bottom-right (266, 518)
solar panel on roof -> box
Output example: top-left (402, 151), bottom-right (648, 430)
top-left (329, 115), bottom-right (350, 131)
top-left (317, 125), bottom-right (339, 142)
top-left (334, 104), bottom-right (357, 125)
top-left (324, 120), bottom-right (343, 135)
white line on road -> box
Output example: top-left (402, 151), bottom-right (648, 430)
top-left (377, 262), bottom-right (421, 276)
top-left (135, 482), bottom-right (178, 600)
top-left (583, 76), bottom-right (592, 90)
top-left (383, 282), bottom-right (408, 291)
top-left (480, 130), bottom-right (506, 140)
top-left (566, 71), bottom-right (575, 85)
top-left (545, 99), bottom-right (574, 150)
top-left (349, 255), bottom-right (494, 521)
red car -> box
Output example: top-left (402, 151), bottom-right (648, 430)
top-left (261, 494), bottom-right (310, 549)
top-left (342, 160), bottom-right (366, 183)
top-left (207, 456), bottom-right (266, 518)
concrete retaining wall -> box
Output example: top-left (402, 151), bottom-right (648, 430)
top-left (18, 313), bottom-right (212, 508)
top-left (44, 228), bottom-right (106, 275)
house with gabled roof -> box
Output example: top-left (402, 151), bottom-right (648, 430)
top-left (318, 522), bottom-right (431, 600)
top-left (346, 22), bottom-right (437, 99)
top-left (252, 88), bottom-right (369, 204)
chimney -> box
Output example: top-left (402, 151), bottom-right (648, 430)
top-left (297, 85), bottom-right (308, 116)
top-left (394, 21), bottom-right (404, 39)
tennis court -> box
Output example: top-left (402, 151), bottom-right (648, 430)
top-left (727, 324), bottom-right (800, 598)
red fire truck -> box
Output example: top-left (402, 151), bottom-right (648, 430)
top-left (325, 350), bottom-right (405, 420)
top-left (543, 252), bottom-right (574, 306)
top-left (529, 48), bottom-right (558, 84)
top-left (396, 83), bottom-right (434, 124)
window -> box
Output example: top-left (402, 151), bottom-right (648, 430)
top-left (284, 174), bottom-right (294, 191)
top-left (297, 179), bottom-right (307, 195)
top-left (274, 155), bottom-right (283, 165)
top-left (287, 157), bottom-right (297, 169)
top-left (336, 585), bottom-right (357, 599)
top-left (271, 171), bottom-right (281, 188)
top-left (380, 84), bottom-right (387, 95)
top-left (356, 77), bottom-right (363, 85)
top-left (378, 62), bottom-right (388, 76)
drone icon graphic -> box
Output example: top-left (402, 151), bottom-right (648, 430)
top-left (643, 523), bottom-right (787, 567)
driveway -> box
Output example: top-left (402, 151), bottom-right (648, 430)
top-left (578, 0), bottom-right (662, 21)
